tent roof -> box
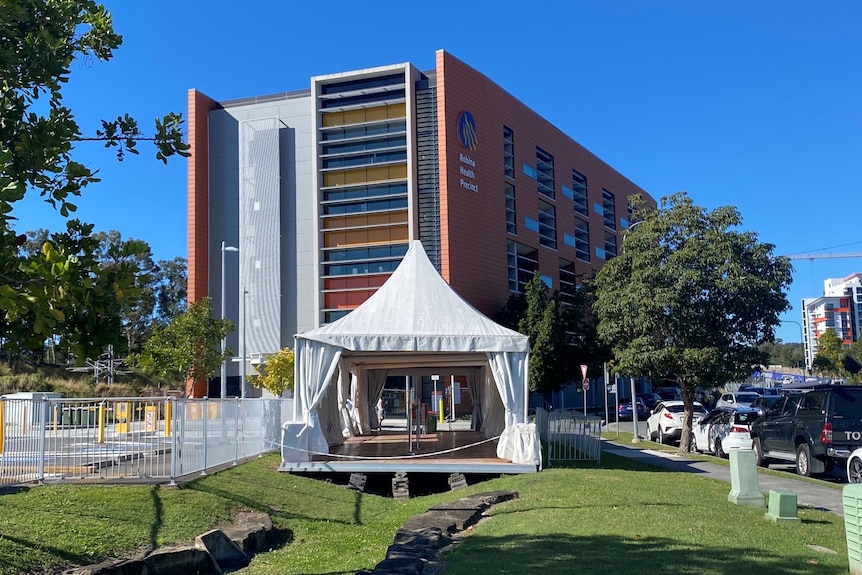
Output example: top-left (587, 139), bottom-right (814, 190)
top-left (296, 241), bottom-right (529, 353)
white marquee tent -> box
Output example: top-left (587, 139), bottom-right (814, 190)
top-left (285, 240), bottom-right (539, 465)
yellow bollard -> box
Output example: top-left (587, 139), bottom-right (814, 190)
top-left (97, 404), bottom-right (106, 444)
top-left (164, 400), bottom-right (172, 437)
top-left (438, 398), bottom-right (444, 424)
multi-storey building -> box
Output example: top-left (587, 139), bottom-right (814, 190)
top-left (801, 272), bottom-right (862, 369)
top-left (187, 50), bottom-right (655, 397)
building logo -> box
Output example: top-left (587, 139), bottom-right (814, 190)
top-left (457, 111), bottom-right (478, 150)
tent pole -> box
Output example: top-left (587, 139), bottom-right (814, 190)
top-left (406, 375), bottom-right (414, 454)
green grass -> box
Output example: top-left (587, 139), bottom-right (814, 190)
top-left (0, 451), bottom-right (849, 575)
top-left (443, 453), bottom-right (848, 575)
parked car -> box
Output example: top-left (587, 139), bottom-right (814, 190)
top-left (750, 385), bottom-right (862, 477)
top-left (618, 398), bottom-right (649, 421)
top-left (645, 400), bottom-right (709, 444)
top-left (690, 407), bottom-right (758, 458)
top-left (740, 386), bottom-right (781, 396)
top-left (848, 447), bottom-right (862, 484)
top-left (716, 391), bottom-right (760, 409)
top-left (638, 393), bottom-right (663, 412)
top-left (654, 386), bottom-right (682, 402)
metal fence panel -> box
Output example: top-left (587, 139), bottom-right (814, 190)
top-left (536, 407), bottom-right (602, 467)
top-left (0, 397), bottom-right (292, 487)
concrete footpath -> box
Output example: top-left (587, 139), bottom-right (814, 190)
top-left (602, 440), bottom-right (846, 517)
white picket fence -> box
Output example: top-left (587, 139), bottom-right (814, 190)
top-left (535, 407), bottom-right (602, 467)
top-left (0, 396), bottom-right (292, 487)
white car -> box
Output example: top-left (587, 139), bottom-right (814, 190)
top-left (715, 391), bottom-right (760, 410)
top-left (690, 407), bottom-right (758, 458)
top-left (646, 400), bottom-right (709, 444)
top-left (847, 447), bottom-right (862, 483)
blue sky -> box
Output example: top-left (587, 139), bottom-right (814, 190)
top-left (13, 0), bottom-right (862, 344)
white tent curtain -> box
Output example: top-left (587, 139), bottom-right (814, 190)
top-left (294, 338), bottom-right (342, 455)
top-left (488, 350), bottom-right (538, 463)
top-left (336, 361), bottom-right (356, 439)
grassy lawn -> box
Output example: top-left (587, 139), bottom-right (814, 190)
top-left (0, 450), bottom-right (849, 575)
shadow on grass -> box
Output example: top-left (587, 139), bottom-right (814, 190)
top-left (443, 533), bottom-right (845, 575)
top-left (148, 485), bottom-right (163, 554)
top-left (186, 481), bottom-right (359, 526)
top-left (547, 450), bottom-right (681, 473)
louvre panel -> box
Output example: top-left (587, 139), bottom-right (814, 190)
top-left (415, 85), bottom-right (440, 271)
top-left (239, 117), bottom-right (282, 355)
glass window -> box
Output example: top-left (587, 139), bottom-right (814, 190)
top-left (508, 241), bottom-right (538, 293)
top-left (505, 183), bottom-right (516, 234)
top-left (832, 390), bottom-right (862, 418)
top-left (538, 200), bottom-right (556, 250)
top-left (523, 163), bottom-right (537, 179)
top-left (780, 396), bottom-right (800, 417)
top-left (603, 232), bottom-right (617, 259)
top-left (574, 219), bottom-right (590, 262)
top-left (503, 126), bottom-right (514, 178)
top-left (507, 241), bottom-right (518, 291)
top-left (572, 170), bottom-right (588, 216)
top-left (536, 147), bottom-right (554, 199)
top-left (602, 189), bottom-right (616, 230)
top-left (524, 216), bottom-right (540, 232)
top-left (321, 73), bottom-right (404, 95)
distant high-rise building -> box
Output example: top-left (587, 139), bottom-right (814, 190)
top-left (801, 272), bottom-right (862, 369)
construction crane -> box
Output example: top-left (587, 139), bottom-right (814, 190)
top-left (785, 253), bottom-right (862, 260)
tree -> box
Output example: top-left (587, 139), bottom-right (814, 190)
top-left (593, 192), bottom-right (793, 452)
top-left (151, 257), bottom-right (188, 326)
top-left (128, 298), bottom-right (232, 395)
top-left (0, 220), bottom-right (151, 364)
top-left (812, 329), bottom-right (845, 378)
top-left (253, 347), bottom-right (295, 396)
top-left (1, 0), bottom-right (189, 354)
top-left (499, 272), bottom-right (601, 396)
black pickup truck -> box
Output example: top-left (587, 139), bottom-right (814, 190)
top-left (750, 385), bottom-right (862, 477)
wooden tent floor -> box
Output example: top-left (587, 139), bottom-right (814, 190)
top-left (279, 426), bottom-right (538, 474)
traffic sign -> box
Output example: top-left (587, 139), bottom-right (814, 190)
top-left (583, 378), bottom-right (590, 391)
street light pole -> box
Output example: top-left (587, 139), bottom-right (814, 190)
top-left (220, 241), bottom-right (239, 399)
top-left (621, 220), bottom-right (645, 444)
top-left (241, 287), bottom-right (248, 399)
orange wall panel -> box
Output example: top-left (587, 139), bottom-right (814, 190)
top-left (435, 50), bottom-right (654, 320)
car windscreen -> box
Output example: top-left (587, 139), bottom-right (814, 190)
top-left (665, 405), bottom-right (685, 413)
top-left (736, 393), bottom-right (759, 403)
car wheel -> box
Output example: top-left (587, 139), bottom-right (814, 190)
top-left (714, 438), bottom-right (726, 459)
top-left (796, 443), bottom-right (812, 477)
top-left (689, 433), bottom-right (699, 453)
top-left (753, 437), bottom-right (768, 467)
top-left (645, 423), bottom-right (652, 441)
top-left (658, 427), bottom-right (666, 445)
top-left (849, 458), bottom-right (862, 484)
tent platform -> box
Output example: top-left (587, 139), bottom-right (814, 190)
top-left (279, 428), bottom-right (538, 475)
